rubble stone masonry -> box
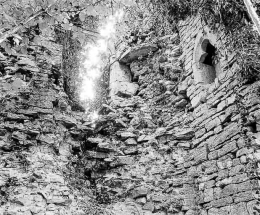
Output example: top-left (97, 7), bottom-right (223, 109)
top-left (0, 13), bottom-right (259, 215)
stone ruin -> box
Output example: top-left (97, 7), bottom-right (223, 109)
top-left (0, 12), bottom-right (260, 215)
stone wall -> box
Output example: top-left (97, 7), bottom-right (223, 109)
top-left (1, 11), bottom-right (260, 215)
top-left (176, 15), bottom-right (260, 214)
top-left (0, 38), bottom-right (101, 215)
top-left (90, 14), bottom-right (260, 215)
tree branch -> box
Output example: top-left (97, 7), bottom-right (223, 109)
top-left (0, 3), bottom-right (55, 44)
top-left (243, 0), bottom-right (260, 35)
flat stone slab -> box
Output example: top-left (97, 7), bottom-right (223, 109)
top-left (119, 44), bottom-right (158, 64)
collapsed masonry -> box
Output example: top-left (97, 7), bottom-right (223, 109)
top-left (0, 12), bottom-right (259, 215)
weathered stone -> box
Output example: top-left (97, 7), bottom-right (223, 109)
top-left (116, 82), bottom-right (139, 98)
top-left (85, 151), bottom-right (109, 159)
top-left (119, 44), bottom-right (158, 64)
top-left (17, 58), bottom-right (37, 67)
top-left (47, 198), bottom-right (72, 206)
top-left (120, 132), bottom-right (137, 139)
top-left (230, 202), bottom-right (249, 215)
top-left (205, 117), bottom-right (221, 131)
top-left (158, 56), bottom-right (168, 63)
top-left (178, 80), bottom-right (189, 95)
top-left (0, 140), bottom-right (11, 151)
top-left (191, 92), bottom-right (207, 108)
top-left (218, 141), bottom-right (237, 158)
top-left (87, 137), bottom-right (103, 145)
top-left (12, 131), bottom-right (26, 141)
top-left (98, 142), bottom-right (114, 152)
top-left (173, 128), bottom-right (194, 140)
top-left (0, 13), bottom-right (258, 215)
top-left (174, 99), bottom-right (188, 108)
top-left (193, 145), bottom-right (208, 163)
top-left (233, 191), bottom-right (255, 203)
top-left (177, 142), bottom-right (191, 148)
top-left (247, 200), bottom-right (258, 215)
top-left (137, 135), bottom-right (153, 143)
top-left (208, 207), bottom-right (229, 215)
top-left (55, 114), bottom-right (77, 128)
top-left (143, 202), bottom-right (155, 212)
top-left (236, 147), bottom-right (254, 157)
top-left (195, 128), bottom-right (206, 138)
top-left (110, 202), bottom-right (143, 215)
top-left (132, 187), bottom-right (149, 199)
top-left (204, 188), bottom-right (214, 202)
top-left (110, 156), bottom-right (134, 167)
top-left (207, 124), bottom-right (240, 151)
top-left (125, 138), bottom-right (138, 145)
top-left (123, 146), bottom-right (138, 155)
top-left (205, 196), bottom-right (233, 208)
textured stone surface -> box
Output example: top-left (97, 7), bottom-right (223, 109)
top-left (0, 11), bottom-right (259, 215)
top-left (119, 44), bottom-right (158, 64)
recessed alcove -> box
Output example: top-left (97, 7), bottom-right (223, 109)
top-left (200, 39), bottom-right (216, 66)
top-left (193, 30), bottom-right (220, 85)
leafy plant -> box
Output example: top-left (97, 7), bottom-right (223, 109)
top-left (199, 0), bottom-right (260, 83)
top-left (0, 0), bottom-right (136, 54)
top-left (147, 0), bottom-right (260, 83)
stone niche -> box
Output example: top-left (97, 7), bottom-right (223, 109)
top-left (193, 27), bottom-right (221, 84)
top-left (109, 61), bottom-right (139, 101)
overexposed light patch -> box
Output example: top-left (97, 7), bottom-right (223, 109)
top-left (79, 78), bottom-right (95, 100)
top-left (91, 111), bottom-right (99, 121)
top-left (79, 10), bottom-right (124, 109)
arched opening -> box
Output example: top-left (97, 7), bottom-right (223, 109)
top-left (198, 39), bottom-right (217, 84)
top-left (193, 31), bottom-right (221, 85)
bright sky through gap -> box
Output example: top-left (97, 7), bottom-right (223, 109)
top-left (79, 10), bottom-right (124, 104)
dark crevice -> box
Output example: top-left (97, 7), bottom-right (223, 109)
top-left (200, 39), bottom-right (216, 66)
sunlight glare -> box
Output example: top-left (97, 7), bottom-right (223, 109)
top-left (79, 9), bottom-right (124, 106)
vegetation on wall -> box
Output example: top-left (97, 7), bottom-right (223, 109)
top-left (1, 0), bottom-right (260, 109)
top-left (0, 0), bottom-right (135, 112)
top-left (199, 0), bottom-right (260, 83)
top-left (122, 0), bottom-right (193, 42)
top-left (143, 0), bottom-right (260, 83)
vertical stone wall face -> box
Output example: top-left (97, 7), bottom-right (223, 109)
top-left (1, 11), bottom-right (260, 215)
top-left (0, 39), bottom-right (98, 215)
top-left (178, 15), bottom-right (260, 214)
